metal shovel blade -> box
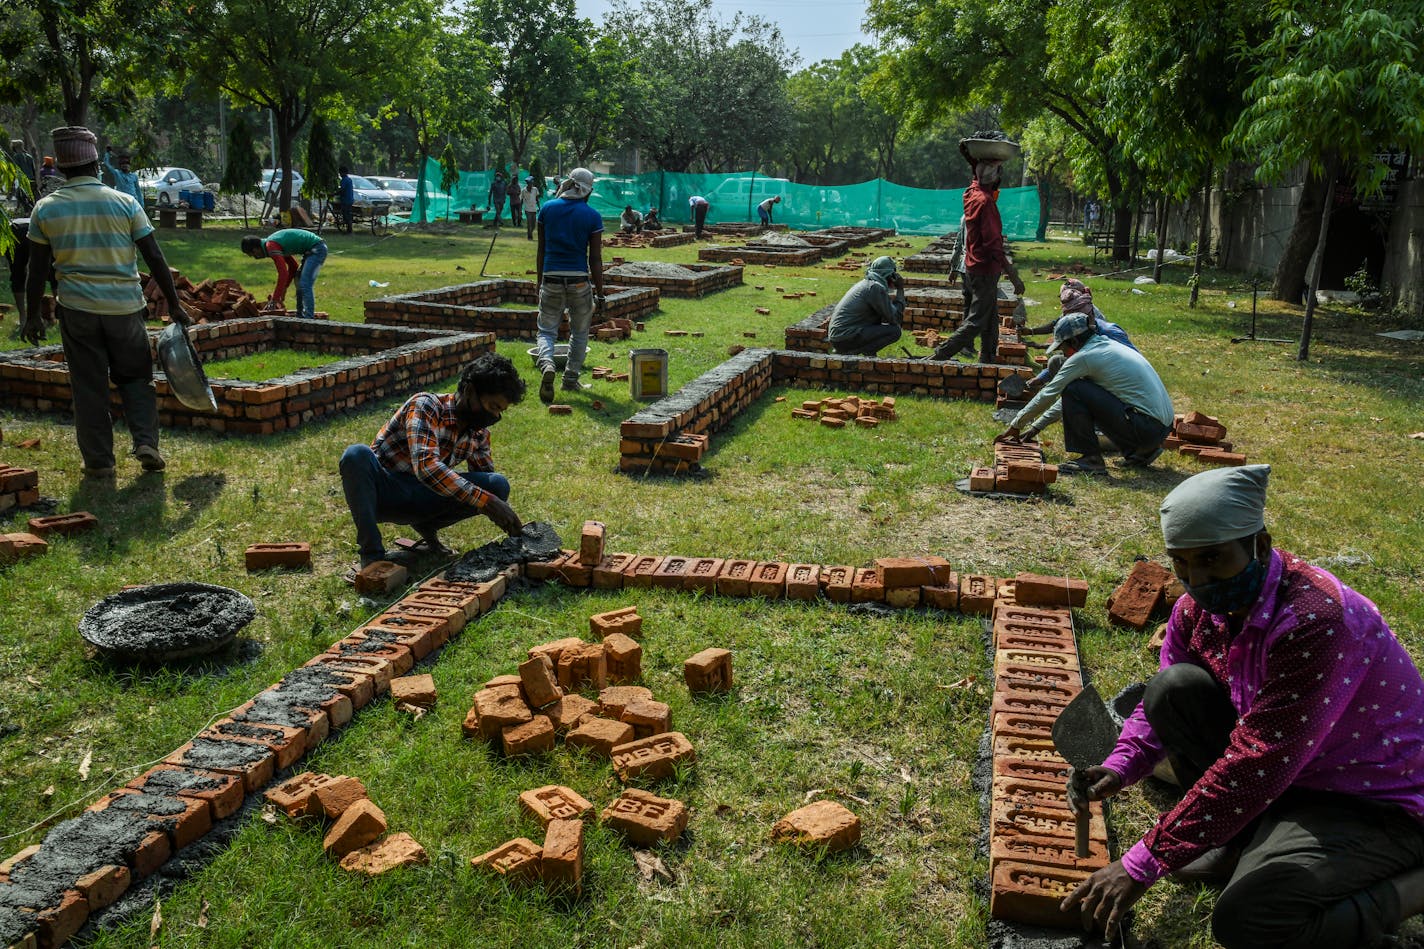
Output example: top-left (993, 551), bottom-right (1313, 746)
top-left (1051, 683), bottom-right (1120, 856)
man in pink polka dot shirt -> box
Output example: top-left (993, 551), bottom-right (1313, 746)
top-left (1063, 464), bottom-right (1424, 947)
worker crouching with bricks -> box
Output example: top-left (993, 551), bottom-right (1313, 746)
top-left (339, 352), bottom-right (526, 568)
top-left (825, 256), bottom-right (905, 357)
top-left (1062, 465), bottom-right (1424, 947)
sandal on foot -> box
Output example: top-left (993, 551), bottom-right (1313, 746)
top-left (1057, 459), bottom-right (1109, 477)
top-left (406, 537), bottom-right (457, 557)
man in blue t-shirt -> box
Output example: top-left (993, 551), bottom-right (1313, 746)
top-left (534, 167), bottom-right (605, 403)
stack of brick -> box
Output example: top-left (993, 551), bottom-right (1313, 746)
top-left (967, 439), bottom-right (1058, 496)
top-left (987, 603), bottom-right (1111, 929)
top-left (791, 395), bottom-right (897, 430)
top-left (1107, 560), bottom-right (1181, 630)
top-left (363, 279), bottom-right (658, 339)
top-left (0, 463), bottom-right (39, 513)
top-left (698, 244), bottom-right (824, 266)
top-left (747, 234), bottom-right (851, 258)
top-left (1164, 411), bottom-right (1245, 466)
top-left (805, 226), bottom-right (896, 247)
top-left (141, 271), bottom-right (265, 324)
top-left (591, 317), bottom-right (634, 341)
top-left (902, 233), bottom-right (961, 273)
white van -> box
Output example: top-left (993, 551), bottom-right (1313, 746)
top-left (707, 176), bottom-right (790, 211)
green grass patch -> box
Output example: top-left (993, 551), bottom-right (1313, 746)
top-left (201, 348), bottom-right (348, 381)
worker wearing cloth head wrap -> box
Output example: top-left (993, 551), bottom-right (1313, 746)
top-left (1062, 465), bottom-right (1424, 948)
top-left (825, 256), bottom-right (905, 357)
top-left (534, 167), bottom-right (604, 402)
top-left (1016, 279), bottom-right (1139, 428)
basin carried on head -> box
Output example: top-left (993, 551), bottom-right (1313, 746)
top-left (526, 344), bottom-right (570, 372)
top-left (156, 322), bottom-right (218, 413)
top-left (80, 582), bottom-right (256, 664)
top-left (962, 137), bottom-right (1020, 162)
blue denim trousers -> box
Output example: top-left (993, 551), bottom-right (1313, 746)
top-left (536, 278), bottom-right (595, 380)
top-left (339, 444), bottom-right (510, 562)
top-left (297, 241), bottom-right (327, 319)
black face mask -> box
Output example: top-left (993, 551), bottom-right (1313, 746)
top-left (456, 390), bottom-right (499, 430)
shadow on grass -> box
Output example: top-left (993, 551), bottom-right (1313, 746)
top-left (88, 636), bottom-right (265, 690)
top-left (69, 471), bottom-right (226, 558)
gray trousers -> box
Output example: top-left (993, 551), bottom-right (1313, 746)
top-left (830, 323), bottom-right (901, 356)
top-left (932, 270), bottom-right (999, 362)
top-left (57, 305), bottom-right (159, 469)
top-left (1147, 663), bottom-right (1424, 948)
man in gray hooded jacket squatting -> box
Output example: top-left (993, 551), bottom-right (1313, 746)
top-left (825, 256), bottom-right (905, 357)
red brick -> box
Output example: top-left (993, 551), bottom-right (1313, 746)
top-left (992, 711), bottom-right (1057, 742)
top-left (26, 512), bottom-right (98, 537)
top-left (991, 734), bottom-right (1067, 765)
top-left (600, 788), bottom-right (689, 844)
top-left (553, 550), bottom-right (593, 586)
top-left (126, 764), bottom-right (245, 821)
top-left (990, 861), bottom-right (1096, 929)
top-left (164, 739), bottom-right (274, 793)
top-left (0, 532), bottom-right (47, 562)
top-left (311, 776), bottom-right (369, 819)
top-left (969, 466), bottom-right (997, 492)
top-left (592, 552), bottom-right (635, 588)
top-left (598, 685), bottom-right (653, 719)
top-left (323, 799), bottom-right (387, 858)
top-left (525, 553), bottom-right (567, 581)
top-left (875, 556), bottom-right (952, 588)
top-left (484, 674), bottom-right (523, 691)
top-left (339, 831), bottom-right (429, 875)
top-left (993, 755), bottom-right (1073, 786)
top-left (353, 617), bottom-right (440, 660)
top-left (992, 683), bottom-right (1080, 715)
top-left (199, 718), bottom-right (307, 769)
top-left (621, 699), bottom-right (671, 738)
top-left (75, 863), bottom-right (130, 912)
top-left (611, 731), bottom-right (696, 781)
top-left (0, 466), bottom-right (38, 492)
top-left (994, 649), bottom-right (1081, 680)
top-left (590, 606), bottom-right (642, 639)
top-left (851, 567), bottom-right (884, 602)
top-left (379, 600), bottom-right (464, 640)
top-left (299, 657), bottom-right (376, 709)
top-left (1004, 461), bottom-right (1058, 485)
top-left (622, 554), bottom-right (664, 588)
top-left (785, 563), bottom-right (821, 600)
top-left (390, 673), bottom-right (437, 709)
top-left (89, 788), bottom-right (212, 851)
top-left (884, 585), bottom-right (921, 608)
top-left (578, 520), bottom-right (606, 566)
top-left (544, 693), bottom-right (598, 734)
top-left (265, 771), bottom-right (339, 818)
top-left (403, 589), bottom-right (480, 624)
top-left (549, 404), bottom-right (573, 415)
top-left (329, 636), bottom-right (414, 677)
top-left (994, 606), bottom-right (1072, 631)
top-left (772, 800), bottom-right (861, 852)
top-left (684, 647), bottom-right (732, 693)
top-left (990, 826), bottom-right (1108, 875)
top-left (996, 627), bottom-right (1076, 655)
top-left (518, 655), bottom-right (562, 707)
top-left (31, 889), bottom-right (89, 948)
top-left (1176, 418), bottom-right (1226, 444)
top-left (748, 561), bottom-right (789, 598)
top-left (471, 837), bottom-right (542, 881)
top-left (464, 688), bottom-right (532, 740)
top-left (821, 565), bottom-right (855, 603)
top-left (996, 664), bottom-right (1082, 691)
top-left (651, 555), bottom-right (694, 588)
top-left (959, 574), bottom-right (998, 614)
top-left (557, 642), bottom-right (607, 691)
top-left (502, 714), bottom-right (555, 756)
top-left (603, 633), bottom-right (642, 682)
top-left (1107, 560), bottom-right (1173, 630)
top-left (715, 558), bottom-right (757, 596)
top-left (1198, 448), bottom-right (1247, 466)
top-left (683, 556), bottom-right (725, 591)
top-left (1013, 573), bottom-right (1088, 608)
top-left (244, 541), bottom-right (312, 571)
top-left (528, 636), bottom-right (586, 666)
top-left (229, 695), bottom-right (333, 747)
top-left (519, 785), bottom-right (595, 827)
top-left (541, 819), bottom-right (584, 895)
top-left (922, 579), bottom-right (960, 610)
top-left (565, 716), bottom-right (634, 756)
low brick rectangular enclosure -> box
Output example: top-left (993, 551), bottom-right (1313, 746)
top-left (784, 287), bottom-right (1021, 353)
top-left (619, 348), bottom-right (1035, 474)
top-left (805, 227), bottom-right (897, 248)
top-left (600, 263), bottom-right (743, 298)
top-left (363, 279), bottom-right (659, 338)
top-left (0, 317), bottom-right (491, 434)
top-left (697, 245), bottom-right (825, 266)
top-left (746, 234), bottom-right (851, 258)
top-left (904, 233), bottom-right (962, 273)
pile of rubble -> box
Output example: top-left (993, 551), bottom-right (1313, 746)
top-left (141, 271), bottom-right (266, 324)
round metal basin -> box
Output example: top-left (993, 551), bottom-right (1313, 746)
top-left (80, 582), bottom-right (256, 664)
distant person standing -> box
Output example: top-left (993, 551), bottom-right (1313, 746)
top-left (520, 177), bottom-right (541, 240)
top-left (23, 126), bottom-right (191, 477)
top-left (241, 228), bottom-right (329, 320)
top-left (489, 170), bottom-right (508, 226)
top-left (534, 168), bottom-right (604, 403)
top-left (38, 156), bottom-right (64, 198)
top-left (338, 167), bottom-right (355, 234)
top-left (506, 175), bottom-right (523, 228)
top-left (689, 194), bottom-right (709, 238)
top-left (1084, 198), bottom-right (1101, 236)
top-left (102, 147), bottom-right (143, 206)
top-left (757, 194), bottom-right (781, 226)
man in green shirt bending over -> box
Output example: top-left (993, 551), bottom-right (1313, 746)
top-left (241, 228), bottom-right (328, 319)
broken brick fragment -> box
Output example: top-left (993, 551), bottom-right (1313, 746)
top-left (772, 800), bottom-right (861, 852)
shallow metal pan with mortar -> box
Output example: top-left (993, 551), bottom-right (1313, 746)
top-left (80, 582), bottom-right (256, 664)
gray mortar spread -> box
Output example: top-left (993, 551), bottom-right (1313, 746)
top-left (174, 737), bottom-right (269, 770)
top-left (131, 768), bottom-right (227, 797)
top-left (751, 231), bottom-right (812, 247)
top-left (79, 583), bottom-right (256, 662)
top-left (607, 261), bottom-right (700, 279)
top-left (231, 666), bottom-right (352, 729)
top-left (211, 721), bottom-right (285, 743)
top-left (445, 521), bottom-right (562, 583)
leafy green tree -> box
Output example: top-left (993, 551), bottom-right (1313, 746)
top-left (1232, 0), bottom-right (1424, 356)
top-left (440, 142), bottom-right (461, 196)
top-left (560, 33), bottom-right (637, 164)
top-left (221, 115), bottom-right (262, 227)
top-left (304, 115), bottom-right (339, 206)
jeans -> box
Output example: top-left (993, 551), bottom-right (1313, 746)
top-left (758, 208), bottom-right (771, 225)
top-left (57, 305), bottom-right (159, 469)
top-left (932, 270), bottom-right (1000, 363)
top-left (296, 242), bottom-right (327, 320)
top-left (339, 444), bottom-right (510, 563)
top-left (525, 209), bottom-right (536, 240)
top-left (491, 196), bottom-right (506, 225)
top-left (536, 278), bottom-right (595, 380)
top-left (1143, 663), bottom-right (1424, 949)
top-left (1060, 378), bottom-right (1168, 458)
top-left (830, 323), bottom-right (901, 356)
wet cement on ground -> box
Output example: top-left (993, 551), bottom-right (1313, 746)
top-left (174, 737), bottom-right (270, 770)
top-left (445, 521), bottom-right (562, 584)
top-left (130, 767), bottom-right (228, 797)
top-left (79, 583), bottom-right (256, 663)
top-left (231, 666), bottom-right (351, 729)
top-left (607, 261), bottom-right (700, 279)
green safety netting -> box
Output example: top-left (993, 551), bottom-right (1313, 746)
top-left (410, 159), bottom-right (1040, 239)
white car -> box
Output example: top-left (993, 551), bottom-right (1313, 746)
top-left (258, 168), bottom-right (305, 200)
top-left (141, 167), bottom-right (205, 206)
top-left (367, 176), bottom-right (416, 212)
top-left (346, 175), bottom-right (396, 210)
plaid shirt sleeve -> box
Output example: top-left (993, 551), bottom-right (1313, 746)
top-left (378, 395), bottom-right (492, 508)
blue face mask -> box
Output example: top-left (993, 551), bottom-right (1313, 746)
top-left (1184, 551), bottom-right (1267, 616)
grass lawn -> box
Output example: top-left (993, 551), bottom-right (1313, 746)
top-left (201, 349), bottom-right (349, 381)
top-left (1, 220), bottom-right (1422, 947)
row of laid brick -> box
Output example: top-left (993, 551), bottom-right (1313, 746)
top-left (986, 600), bottom-right (1112, 932)
top-left (697, 245), bottom-right (824, 266)
top-left (362, 281), bottom-right (660, 338)
top-left (599, 263), bottom-right (743, 298)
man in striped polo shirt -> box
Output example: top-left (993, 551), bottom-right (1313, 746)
top-left (23, 126), bottom-right (190, 478)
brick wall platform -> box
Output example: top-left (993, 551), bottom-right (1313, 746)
top-left (618, 348), bottom-right (1035, 475)
top-left (650, 231), bottom-right (696, 249)
top-left (747, 234), bottom-right (851, 258)
top-left (0, 318), bottom-right (491, 435)
top-left (903, 233), bottom-right (961, 273)
top-left (805, 227), bottom-right (897, 248)
top-left (783, 288), bottom-right (1022, 354)
top-left (683, 223), bottom-right (787, 237)
top-left (601, 263), bottom-right (744, 298)
top-left (363, 280), bottom-right (659, 339)
top-left (697, 245), bottom-right (824, 266)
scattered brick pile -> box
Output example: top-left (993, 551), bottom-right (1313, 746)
top-left (0, 465), bottom-right (48, 565)
top-left (1106, 560), bottom-right (1182, 630)
top-left (791, 395), bottom-right (898, 430)
top-left (264, 772), bottom-right (429, 875)
top-left (592, 317), bottom-right (635, 342)
top-left (822, 250), bottom-right (873, 273)
top-left (0, 318), bottom-right (490, 436)
top-left (363, 279), bottom-right (659, 340)
top-left (968, 439), bottom-right (1058, 496)
top-left (986, 601), bottom-right (1111, 930)
top-left (141, 271), bottom-right (263, 324)
top-left (0, 464), bottom-right (40, 514)
top-left (602, 228), bottom-right (692, 249)
top-left (1164, 411), bottom-right (1245, 466)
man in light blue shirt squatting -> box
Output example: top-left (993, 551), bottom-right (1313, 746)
top-left (534, 167), bottom-right (604, 403)
top-left (997, 312), bottom-right (1173, 476)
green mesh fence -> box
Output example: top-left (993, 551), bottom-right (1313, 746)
top-left (411, 159), bottom-right (1040, 239)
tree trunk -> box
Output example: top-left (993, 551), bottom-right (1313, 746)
top-left (1035, 175), bottom-right (1051, 242)
top-left (1131, 196), bottom-right (1143, 262)
top-left (1153, 196), bottom-right (1170, 283)
top-left (1190, 164), bottom-right (1213, 308)
top-left (1271, 168), bottom-right (1326, 303)
top-left (1298, 158), bottom-right (1338, 361)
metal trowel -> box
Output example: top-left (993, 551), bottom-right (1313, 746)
top-left (1051, 683), bottom-right (1120, 856)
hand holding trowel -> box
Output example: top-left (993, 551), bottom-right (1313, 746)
top-left (1051, 683), bottom-right (1121, 857)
